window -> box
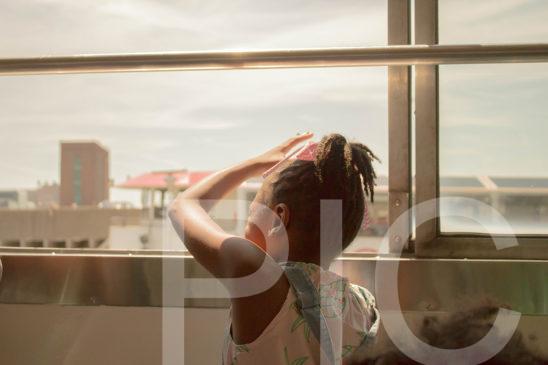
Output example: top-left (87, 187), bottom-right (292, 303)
top-left (0, 1), bottom-right (388, 253)
top-left (0, 67), bottom-right (388, 252)
top-left (439, 64), bottom-right (548, 235)
top-left (413, 0), bottom-right (548, 260)
top-left (0, 0), bottom-right (547, 261)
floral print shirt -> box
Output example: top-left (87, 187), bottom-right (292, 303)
top-left (223, 262), bottom-right (378, 365)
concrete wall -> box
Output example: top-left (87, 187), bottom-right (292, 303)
top-left (0, 208), bottom-right (142, 247)
top-left (0, 304), bottom-right (228, 365)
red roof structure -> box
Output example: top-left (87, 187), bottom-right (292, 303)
top-left (188, 171), bottom-right (212, 185)
top-left (117, 170), bottom-right (212, 190)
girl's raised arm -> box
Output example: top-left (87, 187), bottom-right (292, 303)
top-left (167, 133), bottom-right (313, 280)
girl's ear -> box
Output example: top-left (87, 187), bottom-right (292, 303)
top-left (274, 203), bottom-right (290, 229)
top-left (267, 204), bottom-right (290, 237)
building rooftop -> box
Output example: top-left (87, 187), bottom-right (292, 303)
top-left (117, 171), bottom-right (548, 193)
top-left (60, 140), bottom-right (109, 151)
top-left (491, 177), bottom-right (548, 189)
top-left (117, 170), bottom-right (212, 190)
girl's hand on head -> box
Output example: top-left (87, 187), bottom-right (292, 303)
top-left (252, 132), bottom-right (314, 172)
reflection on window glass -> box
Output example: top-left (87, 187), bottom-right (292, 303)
top-left (439, 63), bottom-right (548, 234)
top-left (0, 68), bottom-right (387, 252)
top-left (0, 0), bottom-right (386, 57)
top-left (439, 0), bottom-right (548, 44)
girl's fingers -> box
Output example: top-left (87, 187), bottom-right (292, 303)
top-left (280, 132), bottom-right (314, 153)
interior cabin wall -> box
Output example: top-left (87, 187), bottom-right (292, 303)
top-left (0, 305), bottom-right (227, 365)
top-left (0, 304), bottom-right (546, 365)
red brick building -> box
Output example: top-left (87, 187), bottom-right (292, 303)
top-left (60, 141), bottom-right (109, 206)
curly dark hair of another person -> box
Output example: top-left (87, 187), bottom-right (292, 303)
top-left (349, 299), bottom-right (548, 365)
top-left (269, 133), bottom-right (379, 251)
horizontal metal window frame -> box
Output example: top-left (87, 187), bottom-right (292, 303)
top-left (413, 0), bottom-right (548, 260)
top-left (1, 44), bottom-right (548, 75)
top-left (419, 235), bottom-right (548, 260)
top-left (0, 246), bottom-right (411, 260)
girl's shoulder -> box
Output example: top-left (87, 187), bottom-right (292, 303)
top-left (292, 262), bottom-right (376, 320)
top-left (293, 261), bottom-right (373, 297)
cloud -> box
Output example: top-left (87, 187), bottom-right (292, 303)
top-left (439, 0), bottom-right (548, 44)
top-left (0, 0), bottom-right (386, 57)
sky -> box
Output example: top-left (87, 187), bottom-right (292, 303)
top-left (438, 0), bottom-right (548, 177)
top-left (0, 0), bottom-right (547, 198)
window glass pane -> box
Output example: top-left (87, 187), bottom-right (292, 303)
top-left (0, 67), bottom-right (388, 252)
top-left (439, 63), bottom-right (548, 235)
top-left (439, 0), bottom-right (548, 44)
top-left (0, 0), bottom-right (386, 57)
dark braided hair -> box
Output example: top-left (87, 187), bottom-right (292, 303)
top-left (269, 133), bottom-right (379, 253)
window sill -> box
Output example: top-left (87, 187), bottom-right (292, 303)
top-left (0, 252), bottom-right (546, 315)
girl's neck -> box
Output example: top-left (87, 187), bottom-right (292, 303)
top-left (285, 234), bottom-right (335, 268)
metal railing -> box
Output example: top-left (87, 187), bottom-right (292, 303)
top-left (1, 44), bottom-right (548, 75)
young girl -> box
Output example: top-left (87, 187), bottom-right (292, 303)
top-left (169, 133), bottom-right (380, 364)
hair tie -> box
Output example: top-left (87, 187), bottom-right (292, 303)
top-left (262, 141), bottom-right (318, 178)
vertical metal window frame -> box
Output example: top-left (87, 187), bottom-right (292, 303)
top-left (414, 0), bottom-right (439, 255)
top-left (387, 0), bottom-right (412, 254)
top-left (413, 0), bottom-right (548, 259)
